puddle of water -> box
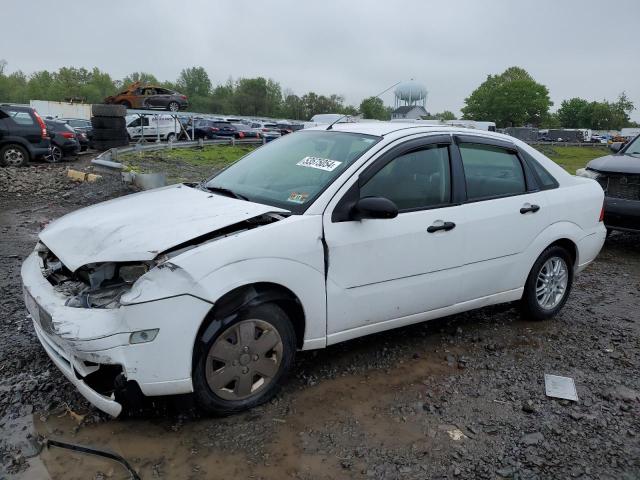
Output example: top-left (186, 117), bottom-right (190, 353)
top-left (32, 349), bottom-right (454, 479)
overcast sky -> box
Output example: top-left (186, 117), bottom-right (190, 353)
top-left (4, 0), bottom-right (640, 120)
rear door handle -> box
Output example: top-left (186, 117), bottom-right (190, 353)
top-left (520, 204), bottom-right (540, 214)
top-left (427, 221), bottom-right (456, 233)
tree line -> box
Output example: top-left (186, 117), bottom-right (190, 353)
top-left (461, 66), bottom-right (637, 130)
top-left (0, 60), bottom-right (635, 128)
top-left (0, 62), bottom-right (360, 120)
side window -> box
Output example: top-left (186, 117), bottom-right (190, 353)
top-left (360, 145), bottom-right (451, 211)
top-left (459, 144), bottom-right (526, 200)
top-left (520, 149), bottom-right (558, 190)
top-left (7, 109), bottom-right (35, 126)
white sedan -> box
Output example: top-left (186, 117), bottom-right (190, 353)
top-left (21, 123), bottom-right (606, 416)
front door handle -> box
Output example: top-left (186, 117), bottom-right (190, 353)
top-left (427, 221), bottom-right (456, 233)
top-left (520, 204), bottom-right (540, 214)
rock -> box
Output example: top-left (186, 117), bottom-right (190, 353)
top-left (605, 385), bottom-right (640, 403)
top-left (522, 400), bottom-right (538, 413)
top-left (520, 432), bottom-right (544, 446)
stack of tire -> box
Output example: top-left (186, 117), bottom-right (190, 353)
top-left (90, 104), bottom-right (129, 151)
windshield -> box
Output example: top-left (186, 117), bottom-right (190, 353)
top-left (205, 130), bottom-right (380, 213)
top-left (624, 136), bottom-right (640, 156)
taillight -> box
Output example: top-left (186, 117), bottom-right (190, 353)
top-left (599, 203), bottom-right (605, 222)
top-left (180, 95), bottom-right (187, 100)
top-left (33, 111), bottom-right (47, 139)
top-left (210, 127), bottom-right (219, 132)
top-left (61, 132), bottom-right (75, 139)
top-left (262, 128), bottom-right (268, 132)
top-left (239, 132), bottom-right (245, 138)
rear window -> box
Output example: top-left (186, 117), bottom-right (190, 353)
top-left (520, 150), bottom-right (558, 190)
top-left (6, 109), bottom-right (34, 126)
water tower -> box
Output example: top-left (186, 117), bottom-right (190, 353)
top-left (394, 80), bottom-right (428, 109)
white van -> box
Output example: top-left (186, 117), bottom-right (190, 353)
top-left (126, 114), bottom-right (181, 141)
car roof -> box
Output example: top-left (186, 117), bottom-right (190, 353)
top-left (306, 121), bottom-right (513, 142)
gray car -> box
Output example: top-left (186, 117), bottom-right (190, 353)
top-left (577, 135), bottom-right (640, 233)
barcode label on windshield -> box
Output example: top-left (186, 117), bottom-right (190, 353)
top-left (297, 156), bottom-right (342, 172)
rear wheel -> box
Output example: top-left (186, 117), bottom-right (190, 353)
top-left (521, 246), bottom-right (573, 321)
top-left (0, 144), bottom-right (30, 167)
top-left (193, 303), bottom-right (296, 416)
top-left (44, 145), bottom-right (63, 163)
top-left (166, 132), bottom-right (176, 142)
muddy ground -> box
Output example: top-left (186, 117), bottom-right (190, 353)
top-left (0, 156), bottom-right (639, 479)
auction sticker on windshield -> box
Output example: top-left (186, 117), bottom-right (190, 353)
top-left (287, 191), bottom-right (309, 204)
top-left (297, 156), bottom-right (342, 172)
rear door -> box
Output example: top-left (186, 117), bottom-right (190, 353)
top-left (323, 135), bottom-right (468, 343)
top-left (4, 107), bottom-right (40, 145)
top-left (452, 135), bottom-right (550, 300)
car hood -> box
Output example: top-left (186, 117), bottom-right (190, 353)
top-left (588, 153), bottom-right (640, 174)
top-left (39, 184), bottom-right (288, 271)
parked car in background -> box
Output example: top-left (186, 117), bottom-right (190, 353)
top-left (22, 124), bottom-right (605, 417)
top-left (577, 134), bottom-right (640, 233)
top-left (44, 119), bottom-right (80, 162)
top-left (232, 123), bottom-right (261, 139)
top-left (186, 119), bottom-right (229, 139)
top-left (58, 118), bottom-right (92, 133)
top-left (56, 118), bottom-right (92, 151)
top-left (0, 104), bottom-right (50, 167)
top-left (250, 121), bottom-right (281, 142)
top-left (105, 82), bottom-right (189, 112)
top-left (126, 115), bottom-right (180, 142)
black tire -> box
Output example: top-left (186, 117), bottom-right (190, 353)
top-left (166, 132), bottom-right (176, 142)
top-left (0, 143), bottom-right (30, 167)
top-left (91, 116), bottom-right (126, 129)
top-left (119, 100), bottom-right (131, 109)
top-left (167, 101), bottom-right (180, 112)
top-left (92, 138), bottom-right (129, 151)
top-left (43, 145), bottom-right (63, 163)
top-left (193, 303), bottom-right (296, 416)
top-left (92, 129), bottom-right (129, 141)
top-left (91, 104), bottom-right (127, 117)
top-left (521, 245), bottom-right (573, 321)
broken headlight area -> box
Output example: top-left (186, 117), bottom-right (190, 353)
top-left (37, 244), bottom-right (152, 309)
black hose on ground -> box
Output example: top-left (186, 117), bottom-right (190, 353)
top-left (45, 438), bottom-right (141, 480)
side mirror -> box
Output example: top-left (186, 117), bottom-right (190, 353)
top-left (609, 142), bottom-right (623, 153)
top-left (351, 196), bottom-right (398, 220)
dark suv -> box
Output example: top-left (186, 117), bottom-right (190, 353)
top-left (0, 104), bottom-right (51, 166)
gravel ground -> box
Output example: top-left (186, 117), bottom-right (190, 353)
top-left (0, 157), bottom-right (639, 479)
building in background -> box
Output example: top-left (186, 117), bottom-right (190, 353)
top-left (391, 105), bottom-right (429, 120)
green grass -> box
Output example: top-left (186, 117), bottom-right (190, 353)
top-left (121, 145), bottom-right (256, 169)
top-left (533, 145), bottom-right (609, 173)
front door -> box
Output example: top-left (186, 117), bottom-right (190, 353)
top-left (323, 136), bottom-right (467, 344)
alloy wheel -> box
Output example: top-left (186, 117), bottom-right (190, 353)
top-left (169, 102), bottom-right (179, 112)
top-left (535, 256), bottom-right (569, 309)
top-left (205, 319), bottom-right (283, 400)
top-left (44, 146), bottom-right (63, 163)
top-left (4, 148), bottom-right (25, 166)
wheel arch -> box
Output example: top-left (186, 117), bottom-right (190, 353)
top-left (192, 282), bottom-right (306, 369)
top-left (547, 238), bottom-right (578, 267)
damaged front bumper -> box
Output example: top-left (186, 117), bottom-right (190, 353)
top-left (21, 251), bottom-right (212, 416)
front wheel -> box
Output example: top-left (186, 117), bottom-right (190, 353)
top-left (193, 303), bottom-right (296, 416)
top-left (167, 101), bottom-right (179, 112)
top-left (521, 246), bottom-right (573, 321)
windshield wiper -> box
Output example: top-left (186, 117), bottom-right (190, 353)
top-left (204, 185), bottom-right (249, 201)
